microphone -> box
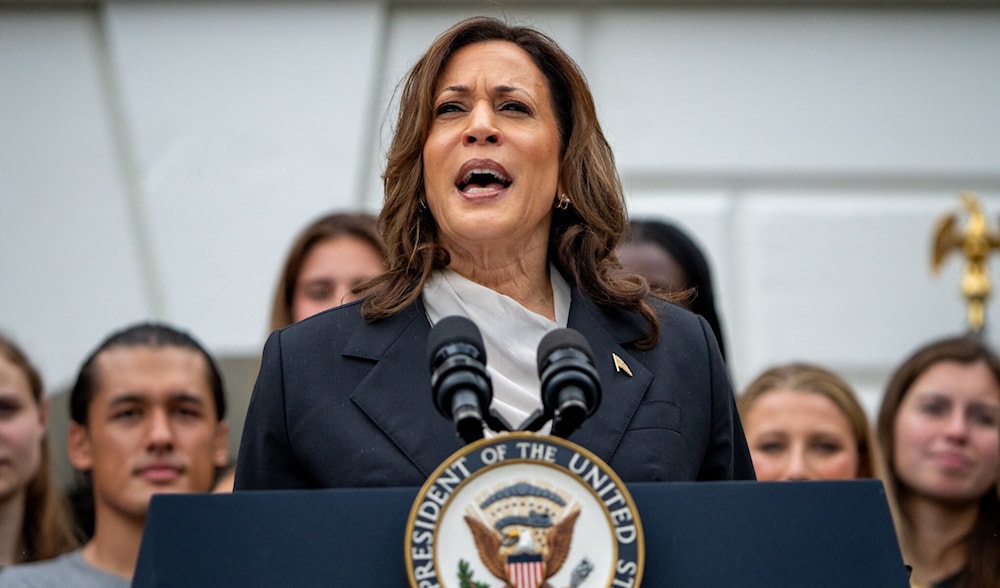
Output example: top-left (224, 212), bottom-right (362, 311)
top-left (536, 328), bottom-right (602, 438)
top-left (427, 316), bottom-right (493, 444)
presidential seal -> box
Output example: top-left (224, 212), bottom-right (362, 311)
top-left (405, 433), bottom-right (644, 588)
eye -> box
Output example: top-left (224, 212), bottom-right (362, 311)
top-left (918, 399), bottom-right (949, 417)
top-left (0, 400), bottom-right (23, 419)
top-left (303, 283), bottom-right (333, 302)
top-left (175, 405), bottom-right (205, 420)
top-left (112, 407), bottom-right (143, 422)
top-left (756, 441), bottom-right (785, 455)
top-left (968, 405), bottom-right (1000, 428)
top-left (499, 100), bottom-right (530, 114)
top-left (435, 102), bottom-right (464, 116)
top-left (813, 441), bottom-right (844, 455)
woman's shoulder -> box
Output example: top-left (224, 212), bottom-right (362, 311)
top-left (640, 296), bottom-right (721, 357)
top-left (279, 299), bottom-right (368, 338)
top-left (646, 296), bottom-right (705, 331)
top-left (270, 298), bottom-right (427, 354)
top-left (579, 292), bottom-right (708, 352)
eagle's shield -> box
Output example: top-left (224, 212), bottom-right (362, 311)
top-left (506, 553), bottom-right (545, 588)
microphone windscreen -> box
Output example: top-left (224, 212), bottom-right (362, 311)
top-left (427, 315), bottom-right (486, 369)
top-left (536, 328), bottom-right (595, 370)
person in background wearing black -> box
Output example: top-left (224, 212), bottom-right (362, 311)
top-left (235, 16), bottom-right (754, 491)
top-left (618, 218), bottom-right (728, 360)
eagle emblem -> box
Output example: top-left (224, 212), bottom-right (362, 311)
top-left (932, 191), bottom-right (1000, 332)
top-left (463, 482), bottom-right (582, 588)
top-left (404, 433), bottom-right (644, 588)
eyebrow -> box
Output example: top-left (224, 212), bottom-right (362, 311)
top-left (915, 393), bottom-right (1000, 411)
top-left (107, 392), bottom-right (208, 408)
top-left (913, 392), bottom-right (952, 402)
top-left (439, 84), bottom-right (527, 96)
top-left (0, 394), bottom-right (24, 407)
top-left (968, 401), bottom-right (1000, 412)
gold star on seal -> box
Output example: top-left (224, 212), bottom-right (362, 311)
top-left (612, 353), bottom-right (632, 376)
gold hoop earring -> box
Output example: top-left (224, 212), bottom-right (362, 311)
top-left (555, 193), bottom-right (571, 211)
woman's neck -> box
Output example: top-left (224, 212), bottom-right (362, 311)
top-left (445, 246), bottom-right (554, 320)
top-left (0, 490), bottom-right (27, 566)
top-left (901, 494), bottom-right (977, 585)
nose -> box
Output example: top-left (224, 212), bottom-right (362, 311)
top-left (334, 285), bottom-right (355, 306)
top-left (782, 445), bottom-right (812, 481)
top-left (942, 409), bottom-right (970, 444)
top-left (462, 101), bottom-right (501, 146)
top-left (146, 408), bottom-right (175, 453)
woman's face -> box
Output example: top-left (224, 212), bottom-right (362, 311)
top-left (292, 235), bottom-right (386, 323)
top-left (0, 354), bottom-right (46, 503)
top-left (893, 359), bottom-right (1000, 503)
top-left (422, 40), bottom-right (562, 262)
top-left (743, 388), bottom-right (861, 481)
top-left (617, 241), bottom-right (689, 296)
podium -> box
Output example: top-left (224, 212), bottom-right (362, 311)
top-left (134, 480), bottom-right (909, 587)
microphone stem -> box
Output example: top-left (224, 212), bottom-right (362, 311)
top-left (451, 389), bottom-right (485, 443)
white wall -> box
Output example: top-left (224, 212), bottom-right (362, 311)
top-left (2, 2), bottom-right (999, 463)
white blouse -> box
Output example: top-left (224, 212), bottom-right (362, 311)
top-left (422, 265), bottom-right (571, 434)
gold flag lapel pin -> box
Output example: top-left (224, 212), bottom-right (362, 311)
top-left (612, 353), bottom-right (633, 376)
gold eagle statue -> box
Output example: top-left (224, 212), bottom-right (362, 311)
top-left (932, 191), bottom-right (1000, 333)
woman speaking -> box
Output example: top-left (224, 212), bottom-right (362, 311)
top-left (235, 16), bottom-right (754, 489)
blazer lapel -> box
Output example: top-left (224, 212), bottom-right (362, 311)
top-left (346, 301), bottom-right (465, 478)
top-left (343, 287), bottom-right (653, 477)
top-left (564, 287), bottom-right (652, 465)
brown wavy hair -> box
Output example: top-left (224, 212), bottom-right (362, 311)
top-left (362, 16), bottom-right (662, 347)
top-left (738, 362), bottom-right (882, 479)
top-left (270, 212), bottom-right (386, 331)
top-left (0, 333), bottom-right (80, 563)
top-left (876, 335), bottom-right (1000, 588)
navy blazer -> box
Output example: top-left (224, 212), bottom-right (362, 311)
top-left (234, 286), bottom-right (754, 489)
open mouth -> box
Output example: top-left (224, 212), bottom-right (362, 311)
top-left (457, 167), bottom-right (512, 194)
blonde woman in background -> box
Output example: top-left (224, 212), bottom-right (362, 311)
top-left (214, 212), bottom-right (388, 493)
top-left (269, 211), bottom-right (388, 331)
top-left (739, 362), bottom-right (881, 481)
top-left (0, 333), bottom-right (79, 567)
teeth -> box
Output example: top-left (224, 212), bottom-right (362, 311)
top-left (461, 168), bottom-right (510, 185)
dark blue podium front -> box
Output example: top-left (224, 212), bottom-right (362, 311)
top-left (133, 480), bottom-right (908, 587)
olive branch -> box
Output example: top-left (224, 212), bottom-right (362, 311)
top-left (457, 559), bottom-right (490, 588)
